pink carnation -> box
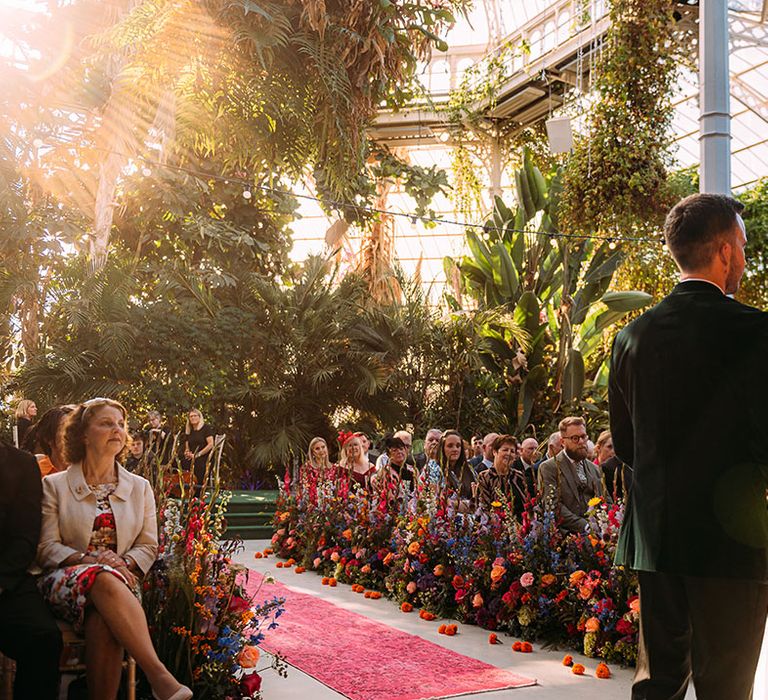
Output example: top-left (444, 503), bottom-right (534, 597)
top-left (407, 581), bottom-right (417, 594)
top-left (520, 572), bottom-right (534, 587)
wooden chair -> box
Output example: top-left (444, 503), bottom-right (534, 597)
top-left (58, 620), bottom-right (136, 700)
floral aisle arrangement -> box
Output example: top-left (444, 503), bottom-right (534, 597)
top-left (142, 457), bottom-right (287, 699)
top-left (272, 469), bottom-right (639, 666)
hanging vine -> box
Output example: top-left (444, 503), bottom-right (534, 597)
top-left (559, 0), bottom-right (684, 235)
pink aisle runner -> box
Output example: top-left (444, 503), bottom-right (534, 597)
top-left (245, 570), bottom-right (536, 700)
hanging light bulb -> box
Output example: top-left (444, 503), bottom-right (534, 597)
top-left (608, 238), bottom-right (617, 250)
top-left (243, 190), bottom-right (252, 200)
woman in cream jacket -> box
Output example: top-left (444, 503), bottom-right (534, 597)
top-left (36, 398), bottom-right (191, 700)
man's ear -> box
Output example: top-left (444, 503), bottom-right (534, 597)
top-left (718, 239), bottom-right (732, 267)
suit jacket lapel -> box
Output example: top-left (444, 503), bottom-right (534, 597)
top-left (556, 451), bottom-right (580, 501)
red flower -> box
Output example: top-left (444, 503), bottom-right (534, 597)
top-left (241, 672), bottom-right (262, 695)
top-left (227, 596), bottom-right (249, 614)
top-left (94, 513), bottom-right (115, 530)
top-left (616, 618), bottom-right (634, 636)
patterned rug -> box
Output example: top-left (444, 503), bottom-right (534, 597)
top-left (245, 570), bottom-right (536, 700)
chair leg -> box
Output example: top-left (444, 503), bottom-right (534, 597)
top-left (126, 656), bottom-right (136, 700)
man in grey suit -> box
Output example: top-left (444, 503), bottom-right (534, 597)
top-left (537, 416), bottom-right (602, 533)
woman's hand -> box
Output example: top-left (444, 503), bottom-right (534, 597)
top-left (95, 550), bottom-right (124, 568)
top-left (114, 565), bottom-right (138, 588)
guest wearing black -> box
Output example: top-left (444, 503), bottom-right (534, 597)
top-left (183, 408), bottom-right (215, 488)
top-left (0, 439), bottom-right (62, 699)
top-left (468, 432), bottom-right (498, 472)
top-left (511, 437), bottom-right (539, 498)
top-left (609, 193), bottom-right (768, 699)
top-left (13, 399), bottom-right (37, 449)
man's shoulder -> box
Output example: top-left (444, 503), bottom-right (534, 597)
top-left (537, 455), bottom-right (558, 475)
top-left (468, 455), bottom-right (482, 467)
top-left (0, 441), bottom-right (38, 475)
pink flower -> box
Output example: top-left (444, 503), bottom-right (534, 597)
top-left (407, 581), bottom-right (417, 594)
top-left (331, 552), bottom-right (340, 562)
top-left (472, 593), bottom-right (484, 608)
top-left (313, 557), bottom-right (321, 568)
top-left (520, 572), bottom-right (534, 587)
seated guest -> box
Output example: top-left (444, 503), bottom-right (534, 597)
top-left (373, 435), bottom-right (416, 501)
top-left (469, 432), bottom-right (498, 472)
top-left (0, 439), bottom-right (62, 699)
top-left (306, 436), bottom-right (334, 476)
top-left (375, 430), bottom-right (414, 470)
top-left (301, 437), bottom-right (339, 505)
top-left (435, 430), bottom-right (476, 504)
top-left (35, 398), bottom-right (191, 700)
top-left (536, 431), bottom-right (563, 468)
top-left (470, 434), bottom-right (483, 460)
top-left (355, 432), bottom-right (379, 465)
top-left (143, 410), bottom-right (169, 461)
top-left (594, 430), bottom-right (614, 466)
top-left (538, 416), bottom-right (603, 533)
top-left (511, 437), bottom-right (539, 498)
top-left (340, 434), bottom-right (375, 488)
top-left (124, 433), bottom-right (157, 480)
top-left (183, 407), bottom-right (215, 488)
top-left (477, 435), bottom-right (530, 516)
top-left (414, 428), bottom-right (441, 470)
top-left (14, 398), bottom-right (37, 448)
top-left (21, 404), bottom-right (75, 477)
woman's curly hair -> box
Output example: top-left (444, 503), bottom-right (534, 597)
top-left (60, 398), bottom-right (127, 466)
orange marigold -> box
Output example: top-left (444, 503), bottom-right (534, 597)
top-left (541, 574), bottom-right (556, 587)
top-left (569, 570), bottom-right (587, 586)
top-left (562, 655), bottom-right (574, 666)
top-left (596, 663), bottom-right (611, 679)
top-left (407, 541), bottom-right (421, 555)
top-left (572, 664), bottom-right (585, 676)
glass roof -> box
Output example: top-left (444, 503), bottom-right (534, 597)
top-left (291, 2), bottom-right (768, 294)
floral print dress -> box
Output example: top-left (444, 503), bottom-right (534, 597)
top-left (38, 483), bottom-right (133, 633)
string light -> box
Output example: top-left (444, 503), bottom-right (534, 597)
top-left (35, 142), bottom-right (664, 246)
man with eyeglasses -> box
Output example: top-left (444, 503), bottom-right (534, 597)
top-left (537, 416), bottom-right (603, 534)
top-left (609, 194), bottom-right (768, 698)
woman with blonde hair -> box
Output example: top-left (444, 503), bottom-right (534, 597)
top-left (594, 430), bottom-right (615, 465)
top-left (14, 398), bottom-right (37, 447)
top-left (35, 398), bottom-right (191, 700)
top-left (339, 434), bottom-right (375, 488)
top-left (183, 408), bottom-right (215, 488)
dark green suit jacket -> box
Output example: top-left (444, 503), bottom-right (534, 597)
top-left (609, 281), bottom-right (768, 581)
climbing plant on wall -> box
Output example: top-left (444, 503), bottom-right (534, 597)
top-left (559, 0), bottom-right (683, 236)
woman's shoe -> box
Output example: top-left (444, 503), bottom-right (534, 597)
top-left (152, 685), bottom-right (193, 700)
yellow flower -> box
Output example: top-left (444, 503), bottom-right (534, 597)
top-left (491, 501), bottom-right (502, 508)
top-left (588, 497), bottom-right (602, 508)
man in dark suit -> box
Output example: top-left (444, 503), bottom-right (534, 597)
top-left (511, 437), bottom-right (539, 500)
top-left (469, 432), bottom-right (497, 472)
top-left (0, 440), bottom-right (62, 698)
top-left (414, 428), bottom-right (441, 471)
top-left (609, 193), bottom-right (768, 699)
top-left (537, 417), bottom-right (603, 533)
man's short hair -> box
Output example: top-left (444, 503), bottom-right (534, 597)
top-left (558, 416), bottom-right (586, 434)
top-left (664, 194), bottom-right (744, 272)
top-left (492, 434), bottom-right (518, 451)
top-left (547, 431), bottom-right (561, 446)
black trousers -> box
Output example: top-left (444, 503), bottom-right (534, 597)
top-left (634, 570), bottom-right (768, 700)
top-left (0, 575), bottom-right (62, 700)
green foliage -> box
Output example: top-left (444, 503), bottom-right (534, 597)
top-left (560, 0), bottom-right (682, 235)
top-left (738, 178), bottom-right (768, 311)
top-left (448, 149), bottom-right (651, 430)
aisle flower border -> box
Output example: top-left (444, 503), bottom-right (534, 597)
top-left (272, 468), bottom-right (639, 666)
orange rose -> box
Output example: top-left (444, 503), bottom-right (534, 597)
top-left (572, 664), bottom-right (585, 675)
top-left (472, 593), bottom-right (484, 608)
top-left (361, 564), bottom-right (371, 574)
top-left (562, 655), bottom-right (573, 666)
top-left (585, 617), bottom-right (600, 633)
top-left (401, 602), bottom-right (413, 613)
top-left (490, 565), bottom-right (506, 584)
top-left (569, 570), bottom-right (587, 586)
top-left (383, 552), bottom-right (395, 565)
top-left (596, 662), bottom-right (611, 679)
top-left (541, 574), bottom-right (556, 587)
top-left (407, 541), bottom-right (421, 555)
top-left (237, 645), bottom-right (260, 669)
top-left (629, 598), bottom-right (640, 614)
top-left (488, 633), bottom-right (498, 644)
top-left (579, 585), bottom-right (593, 600)
top-left (433, 564), bottom-right (444, 576)
top-left (342, 529), bottom-right (352, 540)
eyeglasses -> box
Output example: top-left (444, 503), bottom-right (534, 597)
top-left (563, 434), bottom-right (588, 443)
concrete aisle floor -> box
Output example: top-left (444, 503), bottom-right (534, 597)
top-left (235, 540), bottom-right (699, 700)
